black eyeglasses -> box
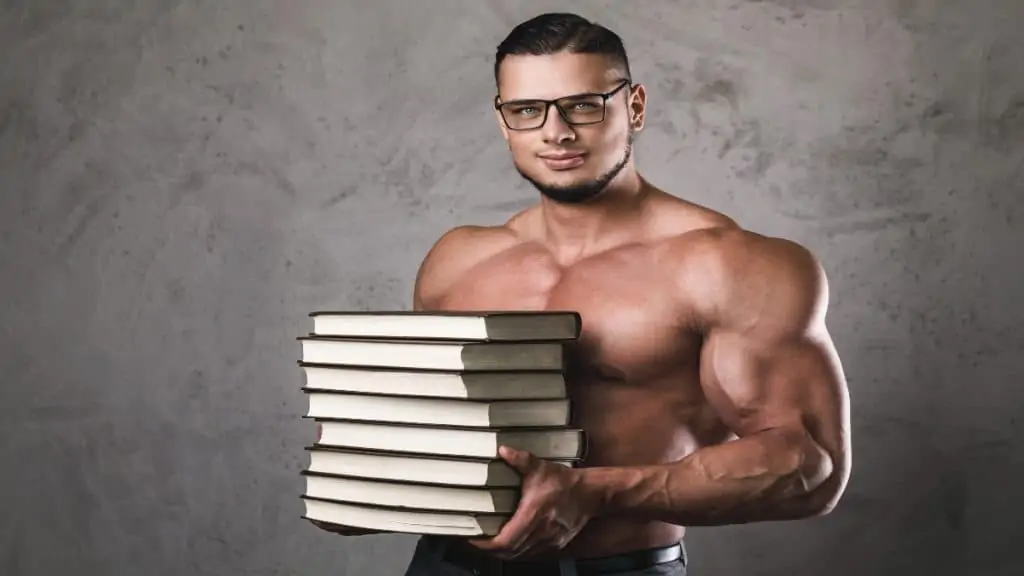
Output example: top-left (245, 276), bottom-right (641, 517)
top-left (494, 79), bottom-right (632, 131)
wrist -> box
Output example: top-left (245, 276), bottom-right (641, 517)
top-left (574, 465), bottom-right (644, 518)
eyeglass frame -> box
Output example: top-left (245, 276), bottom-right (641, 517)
top-left (493, 79), bottom-right (633, 131)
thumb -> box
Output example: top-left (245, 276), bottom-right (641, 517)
top-left (498, 445), bottom-right (538, 473)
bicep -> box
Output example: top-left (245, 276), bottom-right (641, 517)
top-left (700, 326), bottom-right (848, 455)
top-left (699, 324), bottom-right (850, 510)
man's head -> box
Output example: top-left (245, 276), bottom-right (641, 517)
top-left (493, 13), bottom-right (646, 204)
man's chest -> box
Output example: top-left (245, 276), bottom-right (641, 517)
top-left (437, 245), bottom-right (702, 382)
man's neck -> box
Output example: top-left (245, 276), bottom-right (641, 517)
top-left (538, 170), bottom-right (649, 264)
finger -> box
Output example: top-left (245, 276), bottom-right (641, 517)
top-left (498, 445), bottom-right (539, 474)
top-left (512, 531), bottom-right (554, 559)
top-left (468, 524), bottom-right (529, 555)
top-left (469, 503), bottom-right (536, 554)
top-left (511, 510), bottom-right (570, 558)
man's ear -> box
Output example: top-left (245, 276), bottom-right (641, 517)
top-left (628, 83), bottom-right (647, 131)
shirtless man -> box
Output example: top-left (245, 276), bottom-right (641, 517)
top-left (314, 12), bottom-right (851, 576)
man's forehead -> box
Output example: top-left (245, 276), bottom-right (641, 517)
top-left (497, 52), bottom-right (624, 100)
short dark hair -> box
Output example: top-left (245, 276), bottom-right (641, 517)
top-left (494, 12), bottom-right (632, 86)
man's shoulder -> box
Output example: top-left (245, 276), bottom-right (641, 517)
top-left (663, 224), bottom-right (814, 266)
top-left (422, 223), bottom-right (522, 263)
top-left (643, 191), bottom-right (822, 281)
top-left (656, 223), bottom-right (827, 326)
top-left (413, 223), bottom-right (522, 309)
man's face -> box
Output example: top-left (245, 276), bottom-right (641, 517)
top-left (495, 52), bottom-right (644, 204)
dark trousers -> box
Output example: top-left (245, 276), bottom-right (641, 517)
top-left (403, 535), bottom-right (688, 576)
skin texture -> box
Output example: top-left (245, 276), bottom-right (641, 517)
top-left (314, 51), bottom-right (852, 561)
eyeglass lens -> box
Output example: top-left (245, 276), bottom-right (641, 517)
top-left (500, 94), bottom-right (608, 130)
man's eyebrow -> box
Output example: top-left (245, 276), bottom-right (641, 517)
top-left (500, 87), bottom-right (609, 102)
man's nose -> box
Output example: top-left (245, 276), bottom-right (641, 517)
top-left (540, 105), bottom-right (575, 143)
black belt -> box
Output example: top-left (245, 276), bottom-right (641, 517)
top-left (441, 540), bottom-right (684, 576)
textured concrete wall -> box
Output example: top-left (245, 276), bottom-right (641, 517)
top-left (1, 0), bottom-right (1022, 574)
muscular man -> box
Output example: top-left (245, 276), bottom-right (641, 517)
top-left (316, 12), bottom-right (851, 576)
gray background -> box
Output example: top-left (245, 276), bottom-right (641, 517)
top-left (1, 0), bottom-right (1022, 574)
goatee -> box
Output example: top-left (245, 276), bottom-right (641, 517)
top-left (516, 134), bottom-right (633, 205)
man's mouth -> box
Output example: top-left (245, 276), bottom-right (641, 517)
top-left (538, 151), bottom-right (586, 170)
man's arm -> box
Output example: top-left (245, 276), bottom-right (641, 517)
top-left (582, 231), bottom-right (851, 526)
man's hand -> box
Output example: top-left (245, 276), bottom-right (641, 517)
top-left (468, 446), bottom-right (599, 559)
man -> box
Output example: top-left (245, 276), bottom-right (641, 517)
top-left (315, 12), bottom-right (852, 576)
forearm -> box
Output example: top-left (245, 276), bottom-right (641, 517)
top-left (583, 428), bottom-right (837, 526)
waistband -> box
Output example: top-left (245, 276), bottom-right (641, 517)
top-left (436, 537), bottom-right (686, 576)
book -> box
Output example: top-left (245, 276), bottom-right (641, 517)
top-left (299, 362), bottom-right (567, 400)
top-left (308, 310), bottom-right (581, 341)
top-left (301, 471), bottom-right (520, 513)
top-left (314, 419), bottom-right (586, 460)
top-left (304, 390), bottom-right (572, 428)
top-left (297, 337), bottom-right (568, 371)
top-left (301, 496), bottom-right (509, 536)
top-left (296, 308), bottom-right (587, 537)
top-left (303, 446), bottom-right (572, 487)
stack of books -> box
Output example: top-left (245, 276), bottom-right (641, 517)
top-left (295, 310), bottom-right (587, 537)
